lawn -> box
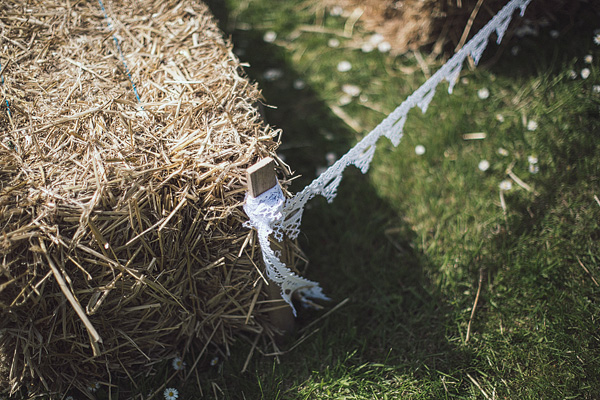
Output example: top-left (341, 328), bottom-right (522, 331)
top-left (19, 0), bottom-right (599, 399)
top-left (194, 1), bottom-right (600, 399)
top-left (176, 1), bottom-right (600, 399)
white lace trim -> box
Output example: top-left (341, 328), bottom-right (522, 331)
top-left (245, 0), bottom-right (531, 313)
top-left (243, 185), bottom-right (329, 316)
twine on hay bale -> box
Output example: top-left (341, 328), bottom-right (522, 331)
top-left (0, 0), bottom-right (300, 396)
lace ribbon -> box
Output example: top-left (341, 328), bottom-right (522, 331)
top-left (243, 185), bottom-right (329, 316)
top-left (245, 0), bottom-right (531, 311)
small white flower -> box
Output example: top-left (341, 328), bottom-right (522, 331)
top-left (528, 164), bottom-right (539, 174)
top-left (341, 84), bottom-right (361, 97)
top-left (550, 29), bottom-right (559, 39)
top-left (593, 85), bottom-right (600, 94)
top-left (497, 147), bottom-right (509, 156)
top-left (368, 33), bottom-right (385, 45)
top-left (172, 357), bottom-right (185, 371)
top-left (496, 114), bottom-right (505, 122)
top-left (377, 41), bottom-right (392, 53)
top-left (361, 42), bottom-right (374, 53)
top-left (330, 6), bottom-right (343, 16)
top-left (415, 145), bottom-right (426, 155)
top-left (527, 155), bottom-right (538, 164)
top-left (568, 70), bottom-right (577, 80)
top-left (594, 32), bottom-right (600, 45)
top-left (325, 152), bottom-right (337, 166)
top-left (337, 61), bottom-right (352, 72)
top-left (164, 387), bottom-right (179, 400)
top-left (461, 77), bottom-right (469, 85)
top-left (88, 382), bottom-right (100, 392)
top-left (477, 88), bottom-right (490, 100)
top-left (339, 94), bottom-right (353, 105)
top-left (328, 38), bottom-right (340, 48)
top-left (263, 30), bottom-right (277, 43)
top-left (210, 356), bottom-right (219, 366)
top-left (499, 180), bottom-right (513, 191)
top-left (263, 68), bottom-right (283, 81)
top-left (526, 120), bottom-right (538, 131)
top-left (293, 79), bottom-right (306, 90)
top-left (478, 160), bottom-right (490, 172)
top-left (584, 54), bottom-right (593, 64)
top-left (581, 68), bottom-right (591, 79)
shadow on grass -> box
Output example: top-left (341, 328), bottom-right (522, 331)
top-left (197, 2), bottom-right (600, 398)
top-left (198, 2), bottom-right (480, 397)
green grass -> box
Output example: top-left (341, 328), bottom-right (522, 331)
top-left (179, 1), bottom-right (600, 399)
top-left (35, 1), bottom-right (600, 399)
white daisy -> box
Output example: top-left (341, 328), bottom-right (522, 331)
top-left (263, 68), bottom-right (283, 81)
top-left (377, 41), bottom-right (392, 53)
top-left (328, 38), bottom-right (340, 48)
top-left (368, 33), bottom-right (385, 45)
top-left (341, 84), bottom-right (360, 97)
top-left (87, 382), bottom-right (100, 392)
top-left (330, 6), bottom-right (343, 17)
top-left (172, 357), bottom-right (185, 371)
top-left (325, 152), bottom-right (337, 166)
top-left (527, 155), bottom-right (538, 164)
top-left (499, 180), bottom-right (513, 191)
top-left (528, 164), bottom-right (539, 174)
top-left (594, 32), bottom-right (600, 45)
top-left (415, 145), bottom-right (426, 155)
top-left (210, 356), bottom-right (219, 366)
top-left (568, 70), bottom-right (577, 80)
top-left (478, 160), bottom-right (490, 172)
top-left (526, 120), bottom-right (538, 131)
top-left (584, 54), bottom-right (593, 64)
top-left (593, 85), bottom-right (600, 94)
top-left (263, 30), bottom-right (277, 43)
top-left (497, 147), bottom-right (509, 156)
top-left (337, 61), bottom-right (352, 72)
top-left (339, 94), bottom-right (353, 106)
top-left (293, 79), bottom-right (306, 90)
top-left (164, 388), bottom-right (179, 400)
top-left (581, 68), bottom-right (590, 79)
top-left (361, 43), bottom-right (374, 53)
top-left (477, 88), bottom-right (490, 100)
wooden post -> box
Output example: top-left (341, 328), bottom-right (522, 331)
top-left (246, 157), bottom-right (295, 334)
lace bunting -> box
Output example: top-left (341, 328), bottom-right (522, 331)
top-left (244, 0), bottom-right (532, 312)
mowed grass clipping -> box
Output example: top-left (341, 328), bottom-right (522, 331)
top-left (48, 1), bottom-right (598, 399)
top-left (201, 1), bottom-right (600, 399)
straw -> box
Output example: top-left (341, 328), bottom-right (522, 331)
top-left (0, 0), bottom-right (300, 396)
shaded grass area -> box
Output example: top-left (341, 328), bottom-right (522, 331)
top-left (199, 1), bottom-right (600, 399)
top-left (63, 1), bottom-right (599, 399)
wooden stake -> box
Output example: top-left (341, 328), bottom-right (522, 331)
top-left (246, 157), bottom-right (295, 334)
top-left (247, 157), bottom-right (278, 198)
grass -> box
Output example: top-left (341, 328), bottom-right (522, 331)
top-left (15, 1), bottom-right (600, 399)
top-left (200, 1), bottom-right (600, 398)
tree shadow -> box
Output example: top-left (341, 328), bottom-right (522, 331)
top-left (200, 1), bottom-right (483, 397)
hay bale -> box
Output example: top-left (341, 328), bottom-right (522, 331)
top-left (0, 0), bottom-right (295, 395)
top-left (326, 0), bottom-right (590, 56)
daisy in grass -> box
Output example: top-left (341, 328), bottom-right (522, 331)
top-left (499, 180), bottom-right (512, 191)
top-left (478, 160), bottom-right (490, 172)
top-left (594, 31), bottom-right (600, 45)
top-left (164, 387), bottom-right (179, 400)
top-left (172, 356), bottom-right (185, 371)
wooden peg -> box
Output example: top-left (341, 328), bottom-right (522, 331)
top-left (247, 157), bottom-right (278, 198)
top-left (246, 157), bottom-right (295, 334)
